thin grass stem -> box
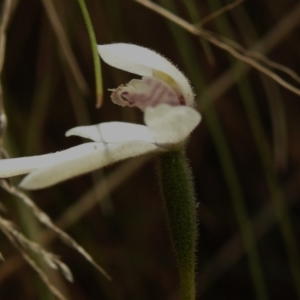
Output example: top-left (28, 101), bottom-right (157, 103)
top-left (77, 0), bottom-right (103, 107)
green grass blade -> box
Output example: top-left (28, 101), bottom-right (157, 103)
top-left (77, 0), bottom-right (103, 107)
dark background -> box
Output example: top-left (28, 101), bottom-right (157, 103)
top-left (0, 0), bottom-right (300, 299)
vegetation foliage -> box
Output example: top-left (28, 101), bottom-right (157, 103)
top-left (0, 0), bottom-right (300, 299)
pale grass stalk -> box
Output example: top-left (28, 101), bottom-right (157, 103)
top-left (40, 0), bottom-right (88, 94)
top-left (0, 216), bottom-right (69, 300)
top-left (201, 2), bottom-right (300, 104)
top-left (0, 180), bottom-right (111, 280)
top-left (0, 157), bottom-right (149, 281)
top-left (197, 0), bottom-right (244, 26)
top-left (135, 0), bottom-right (300, 98)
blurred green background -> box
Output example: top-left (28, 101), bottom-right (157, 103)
top-left (0, 0), bottom-right (300, 299)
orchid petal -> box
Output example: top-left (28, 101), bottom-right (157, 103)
top-left (144, 104), bottom-right (201, 146)
top-left (66, 122), bottom-right (154, 143)
top-left (20, 141), bottom-right (163, 190)
top-left (0, 146), bottom-right (96, 178)
top-left (98, 43), bottom-right (194, 105)
top-left (0, 143), bottom-right (127, 178)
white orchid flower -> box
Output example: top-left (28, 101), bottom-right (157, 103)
top-left (0, 43), bottom-right (201, 190)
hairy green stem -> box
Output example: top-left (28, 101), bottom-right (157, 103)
top-left (157, 149), bottom-right (197, 300)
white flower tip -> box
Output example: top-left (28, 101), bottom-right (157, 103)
top-left (19, 174), bottom-right (49, 190)
top-left (19, 177), bottom-right (36, 190)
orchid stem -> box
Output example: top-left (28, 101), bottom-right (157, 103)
top-left (157, 149), bottom-right (197, 300)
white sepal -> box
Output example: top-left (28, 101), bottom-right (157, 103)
top-left (66, 122), bottom-right (154, 143)
top-left (144, 104), bottom-right (201, 146)
top-left (0, 153), bottom-right (57, 177)
top-left (20, 141), bottom-right (163, 189)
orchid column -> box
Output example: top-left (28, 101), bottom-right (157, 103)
top-left (99, 44), bottom-right (200, 300)
top-left (0, 43), bottom-right (201, 299)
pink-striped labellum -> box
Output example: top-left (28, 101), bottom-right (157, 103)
top-left (110, 76), bottom-right (183, 110)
